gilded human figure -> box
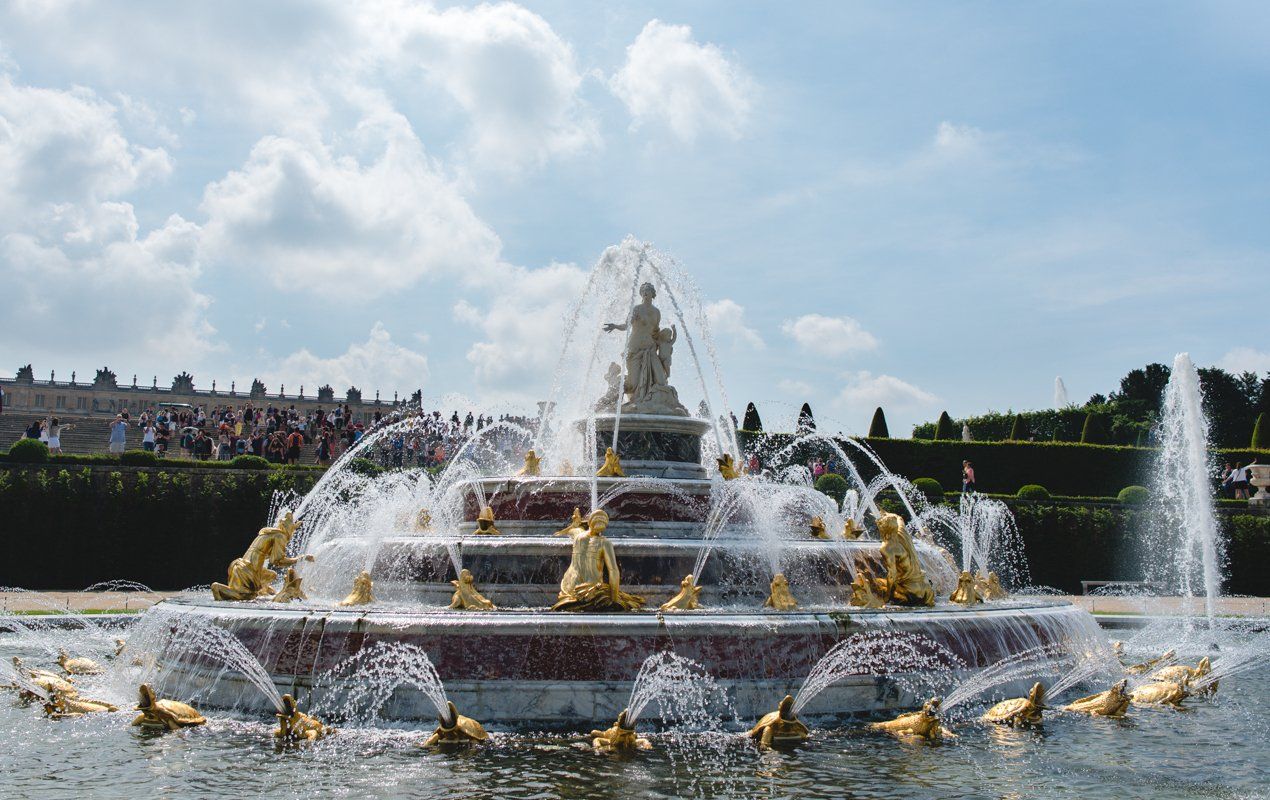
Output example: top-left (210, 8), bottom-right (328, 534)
top-left (603, 283), bottom-right (688, 416)
top-left (552, 510), bottom-right (645, 612)
top-left (874, 512), bottom-right (936, 607)
top-left (211, 510), bottom-right (312, 602)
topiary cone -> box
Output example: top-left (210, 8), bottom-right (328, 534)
top-left (1253, 412), bottom-right (1268, 450)
top-left (742, 402), bottom-right (763, 433)
top-left (933, 411), bottom-right (954, 440)
top-left (1080, 411), bottom-right (1108, 444)
top-left (797, 403), bottom-right (816, 433)
top-left (1008, 413), bottom-right (1025, 441)
top-left (868, 407), bottom-right (889, 438)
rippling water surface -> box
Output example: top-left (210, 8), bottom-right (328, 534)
top-left (2, 633), bottom-right (1266, 800)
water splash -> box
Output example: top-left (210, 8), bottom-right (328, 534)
top-left (625, 651), bottom-right (732, 729)
top-left (793, 631), bottom-right (965, 714)
top-left (310, 641), bottom-right (449, 725)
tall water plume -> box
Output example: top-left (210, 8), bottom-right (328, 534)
top-left (1053, 376), bottom-right (1068, 408)
top-left (1145, 353), bottom-right (1224, 620)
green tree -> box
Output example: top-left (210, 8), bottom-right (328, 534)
top-left (868, 407), bottom-right (889, 438)
top-left (1008, 414), bottom-right (1026, 441)
top-left (1198, 367), bottom-right (1256, 447)
top-left (933, 411), bottom-right (955, 440)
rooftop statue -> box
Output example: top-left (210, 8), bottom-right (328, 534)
top-left (602, 282), bottom-right (688, 416)
top-left (211, 510), bottom-right (312, 602)
top-left (552, 510), bottom-right (645, 612)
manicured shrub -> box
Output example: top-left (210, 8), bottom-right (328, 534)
top-left (912, 477), bottom-right (944, 502)
top-left (1253, 412), bottom-right (1268, 450)
top-left (1118, 485), bottom-right (1149, 505)
top-left (1008, 414), bottom-right (1026, 441)
top-left (868, 407), bottom-right (890, 438)
top-left (7, 438), bottom-right (49, 463)
top-left (231, 454), bottom-right (272, 470)
top-left (1080, 412), bottom-right (1109, 444)
top-left (814, 473), bottom-right (849, 504)
top-left (742, 402), bottom-right (763, 432)
top-left (1016, 484), bottom-right (1052, 501)
top-left (933, 412), bottom-right (955, 440)
top-left (346, 457), bottom-right (385, 477)
top-left (119, 449), bottom-right (158, 466)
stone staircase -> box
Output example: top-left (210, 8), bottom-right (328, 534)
top-left (0, 414), bottom-right (146, 454)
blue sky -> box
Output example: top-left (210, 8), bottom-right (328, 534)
top-left (1, 1), bottom-right (1267, 434)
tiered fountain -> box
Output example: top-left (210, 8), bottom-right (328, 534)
top-left (157, 239), bottom-right (1097, 724)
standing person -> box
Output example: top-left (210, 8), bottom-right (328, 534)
top-left (108, 415), bottom-right (128, 454)
top-left (142, 422), bottom-right (157, 452)
top-left (961, 460), bottom-right (976, 494)
top-left (286, 427), bottom-right (304, 465)
top-left (316, 430), bottom-right (331, 466)
top-left (1232, 462), bottom-right (1251, 500)
top-left (194, 429), bottom-right (212, 460)
top-left (1220, 462), bottom-right (1235, 498)
top-left (47, 417), bottom-right (71, 455)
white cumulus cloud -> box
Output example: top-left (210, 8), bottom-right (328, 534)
top-left (834, 371), bottom-right (938, 411)
top-left (704, 298), bottom-right (764, 349)
top-left (198, 113), bottom-right (503, 296)
top-left (1218, 347), bottom-right (1270, 375)
top-left (609, 19), bottom-right (753, 142)
top-left (781, 314), bottom-right (878, 357)
top-left (263, 323), bottom-right (428, 397)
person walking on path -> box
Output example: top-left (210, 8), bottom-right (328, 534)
top-left (108, 415), bottom-right (128, 454)
top-left (962, 460), bottom-right (976, 494)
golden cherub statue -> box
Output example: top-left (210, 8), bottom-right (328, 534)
top-left (472, 506), bottom-right (501, 536)
top-left (516, 449), bottom-right (542, 477)
top-left (271, 567), bottom-right (307, 603)
top-left (716, 453), bottom-right (741, 480)
top-left (414, 508), bottom-right (433, 532)
top-left (874, 513), bottom-right (935, 607)
top-left (211, 510), bottom-right (313, 601)
top-left (809, 516), bottom-right (829, 540)
top-left (552, 510), bottom-right (645, 612)
top-left (869, 697), bottom-right (956, 741)
top-left (1062, 679), bottom-right (1131, 717)
top-left (591, 708), bottom-right (652, 752)
top-left (748, 695), bottom-right (810, 747)
top-left (949, 571), bottom-right (983, 605)
top-left (422, 701), bottom-right (487, 747)
top-left (449, 568), bottom-right (495, 610)
top-left (660, 574), bottom-right (702, 611)
top-left (274, 694), bottom-right (332, 741)
top-left (842, 518), bottom-right (863, 540)
top-left (596, 447), bottom-right (625, 478)
top-left (339, 570), bottom-right (374, 606)
top-left (975, 571), bottom-right (1008, 600)
top-left (764, 573), bottom-right (799, 611)
top-left (133, 684), bottom-right (206, 730)
top-left (848, 571), bottom-right (885, 608)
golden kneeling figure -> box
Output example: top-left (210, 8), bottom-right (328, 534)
top-left (552, 510), bottom-right (645, 613)
top-left (339, 571), bottom-right (375, 606)
top-left (874, 513), bottom-right (935, 607)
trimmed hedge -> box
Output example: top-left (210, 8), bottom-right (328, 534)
top-left (912, 477), bottom-right (944, 502)
top-left (7, 438), bottom-right (49, 463)
top-left (1016, 484), bottom-right (1051, 501)
top-left (1254, 413), bottom-right (1268, 450)
top-left (0, 465), bottom-right (320, 589)
top-left (814, 473), bottom-right (849, 504)
top-left (119, 449), bottom-right (159, 466)
top-left (230, 454), bottom-right (272, 470)
top-left (1118, 485), bottom-right (1150, 505)
top-left (0, 450), bottom-right (325, 471)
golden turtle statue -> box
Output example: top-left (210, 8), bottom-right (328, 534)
top-left (596, 447), bottom-right (625, 478)
top-left (422, 700), bottom-right (487, 747)
top-left (472, 506), bottom-right (502, 536)
top-left (1152, 656), bottom-right (1212, 693)
top-left (274, 693), bottom-right (332, 741)
top-left (764, 573), bottom-right (799, 611)
top-left (982, 682), bottom-right (1047, 727)
top-left (449, 568), bottom-right (496, 610)
top-left (133, 684), bottom-right (206, 730)
top-left (339, 571), bottom-right (375, 606)
top-left (591, 708), bottom-right (652, 752)
top-left (44, 686), bottom-right (118, 719)
top-left (1061, 679), bottom-right (1131, 717)
top-left (660, 574), bottom-right (702, 611)
top-left (748, 695), bottom-right (810, 747)
top-left (949, 571), bottom-right (983, 605)
top-left (58, 649), bottom-right (104, 676)
top-left (870, 697), bottom-right (956, 741)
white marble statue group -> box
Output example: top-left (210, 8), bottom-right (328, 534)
top-left (600, 282), bottom-right (689, 417)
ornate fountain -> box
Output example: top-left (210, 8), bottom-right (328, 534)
top-left (156, 239), bottom-right (1098, 724)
